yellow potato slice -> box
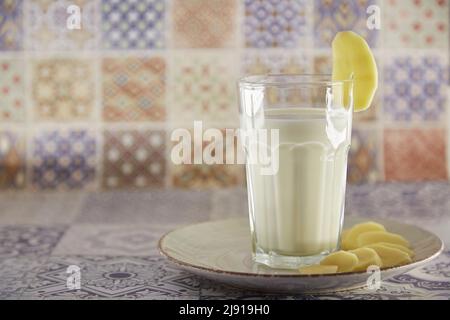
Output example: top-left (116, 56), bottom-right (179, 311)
top-left (364, 244), bottom-right (412, 268)
top-left (357, 231), bottom-right (410, 248)
top-left (342, 221), bottom-right (386, 250)
top-left (332, 31), bottom-right (378, 111)
top-left (320, 250), bottom-right (358, 273)
top-left (298, 265), bottom-right (338, 275)
top-left (371, 242), bottom-right (415, 258)
top-left (350, 247), bottom-right (382, 272)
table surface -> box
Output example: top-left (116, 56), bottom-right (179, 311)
top-left (0, 182), bottom-right (449, 300)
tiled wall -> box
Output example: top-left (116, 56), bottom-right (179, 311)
top-left (0, 0), bottom-right (449, 191)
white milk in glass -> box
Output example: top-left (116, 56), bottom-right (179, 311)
top-left (245, 107), bottom-right (351, 258)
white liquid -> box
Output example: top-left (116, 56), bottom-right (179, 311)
top-left (245, 107), bottom-right (351, 256)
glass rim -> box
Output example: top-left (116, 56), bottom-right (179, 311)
top-left (238, 74), bottom-right (353, 88)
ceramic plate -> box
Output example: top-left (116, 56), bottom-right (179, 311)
top-left (159, 216), bottom-right (443, 293)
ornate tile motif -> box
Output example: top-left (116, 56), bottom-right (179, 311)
top-left (172, 0), bottom-right (236, 48)
top-left (384, 129), bottom-right (447, 181)
top-left (22, 256), bottom-right (200, 299)
top-left (348, 128), bottom-right (380, 184)
top-left (244, 0), bottom-right (308, 48)
top-left (102, 0), bottom-right (165, 49)
top-left (0, 0), bottom-right (23, 50)
top-left (314, 0), bottom-right (379, 48)
top-left (0, 59), bottom-right (25, 122)
top-left (383, 55), bottom-right (447, 122)
top-left (31, 59), bottom-right (95, 121)
top-left (242, 51), bottom-right (311, 75)
top-left (26, 0), bottom-right (99, 51)
top-left (102, 57), bottom-right (166, 122)
top-left (31, 130), bottom-right (97, 190)
top-left (383, 0), bottom-right (448, 48)
top-left (52, 224), bottom-right (170, 256)
top-left (0, 225), bottom-right (65, 259)
top-left (102, 130), bottom-right (166, 189)
top-left (171, 52), bottom-right (237, 125)
top-left (0, 131), bottom-right (25, 190)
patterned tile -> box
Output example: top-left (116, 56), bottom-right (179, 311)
top-left (0, 0), bottom-right (23, 50)
top-left (102, 0), bottom-right (165, 49)
top-left (313, 54), bottom-right (379, 121)
top-left (383, 129), bottom-right (447, 181)
top-left (314, 0), bottom-right (379, 48)
top-left (102, 130), bottom-right (166, 189)
top-left (102, 57), bottom-right (165, 122)
top-left (0, 131), bottom-right (25, 190)
top-left (31, 59), bottom-right (95, 121)
top-left (0, 193), bottom-right (85, 225)
top-left (383, 55), bottom-right (447, 122)
top-left (173, 0), bottom-right (236, 48)
top-left (0, 225), bottom-right (66, 259)
top-left (75, 190), bottom-right (212, 224)
top-left (383, 0), bottom-right (448, 48)
top-left (171, 52), bottom-right (237, 125)
top-left (0, 257), bottom-right (47, 299)
top-left (52, 224), bottom-right (171, 256)
top-left (26, 0), bottom-right (99, 50)
top-left (348, 128), bottom-right (380, 184)
top-left (22, 256), bottom-right (200, 299)
top-left (242, 50), bottom-right (311, 75)
top-left (244, 0), bottom-right (309, 48)
top-left (0, 59), bottom-right (25, 122)
top-left (31, 130), bottom-right (96, 190)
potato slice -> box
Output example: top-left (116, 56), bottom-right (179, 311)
top-left (350, 247), bottom-right (382, 272)
top-left (298, 265), bottom-right (338, 275)
top-left (342, 221), bottom-right (386, 250)
top-left (320, 250), bottom-right (358, 273)
top-left (364, 244), bottom-right (412, 268)
top-left (371, 242), bottom-right (415, 258)
top-left (357, 231), bottom-right (410, 248)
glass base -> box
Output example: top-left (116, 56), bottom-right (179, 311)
top-left (253, 247), bottom-right (332, 270)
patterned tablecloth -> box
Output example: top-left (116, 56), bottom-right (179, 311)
top-left (0, 182), bottom-right (449, 300)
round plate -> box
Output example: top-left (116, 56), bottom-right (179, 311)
top-left (159, 216), bottom-right (443, 293)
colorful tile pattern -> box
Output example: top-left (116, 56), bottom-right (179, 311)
top-left (103, 57), bottom-right (166, 122)
top-left (102, 130), bottom-right (166, 189)
top-left (32, 59), bottom-right (95, 121)
top-left (242, 51), bottom-right (311, 75)
top-left (384, 129), bottom-right (447, 181)
top-left (0, 131), bottom-right (25, 190)
top-left (244, 0), bottom-right (309, 48)
top-left (348, 128), bottom-right (380, 183)
top-left (0, 59), bottom-right (25, 122)
top-left (32, 130), bottom-right (96, 190)
top-left (384, 55), bottom-right (447, 122)
top-left (0, 0), bottom-right (23, 50)
top-left (26, 0), bottom-right (99, 51)
top-left (172, 53), bottom-right (237, 125)
top-left (173, 0), bottom-right (236, 48)
top-left (314, 0), bottom-right (379, 48)
top-left (383, 0), bottom-right (449, 48)
top-left (102, 0), bottom-right (165, 50)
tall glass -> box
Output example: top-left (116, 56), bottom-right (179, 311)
top-left (238, 74), bottom-right (353, 269)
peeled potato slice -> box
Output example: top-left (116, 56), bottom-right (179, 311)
top-left (320, 250), bottom-right (358, 273)
top-left (371, 242), bottom-right (415, 258)
top-left (357, 231), bottom-right (410, 248)
top-left (350, 247), bottom-right (382, 272)
top-left (364, 244), bottom-right (412, 268)
top-left (342, 221), bottom-right (386, 250)
top-left (332, 31), bottom-right (378, 111)
top-left (298, 265), bottom-right (338, 275)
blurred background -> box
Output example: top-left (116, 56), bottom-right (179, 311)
top-left (0, 0), bottom-right (448, 192)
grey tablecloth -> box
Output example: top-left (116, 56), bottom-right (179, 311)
top-left (0, 182), bottom-right (449, 299)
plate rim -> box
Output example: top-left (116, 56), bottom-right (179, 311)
top-left (158, 217), bottom-right (444, 278)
